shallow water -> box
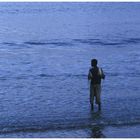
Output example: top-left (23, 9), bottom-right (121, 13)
top-left (0, 2), bottom-right (140, 137)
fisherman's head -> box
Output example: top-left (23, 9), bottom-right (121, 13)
top-left (91, 59), bottom-right (98, 67)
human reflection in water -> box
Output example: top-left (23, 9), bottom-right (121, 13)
top-left (90, 125), bottom-right (105, 138)
top-left (90, 111), bottom-right (105, 138)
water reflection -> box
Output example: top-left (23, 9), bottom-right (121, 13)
top-left (90, 125), bottom-right (105, 138)
top-left (90, 110), bottom-right (105, 138)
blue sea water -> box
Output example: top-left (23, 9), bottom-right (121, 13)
top-left (0, 2), bottom-right (140, 137)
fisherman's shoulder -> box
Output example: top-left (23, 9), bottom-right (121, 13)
top-left (89, 67), bottom-right (94, 72)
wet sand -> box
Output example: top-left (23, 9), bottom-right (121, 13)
top-left (104, 125), bottom-right (140, 138)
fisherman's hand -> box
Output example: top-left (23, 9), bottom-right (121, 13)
top-left (102, 74), bottom-right (105, 80)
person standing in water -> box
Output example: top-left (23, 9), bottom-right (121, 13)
top-left (88, 59), bottom-right (105, 111)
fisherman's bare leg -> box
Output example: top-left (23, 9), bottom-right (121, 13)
top-left (96, 85), bottom-right (101, 111)
top-left (90, 85), bottom-right (94, 110)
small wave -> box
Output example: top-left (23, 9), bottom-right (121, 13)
top-left (107, 72), bottom-right (140, 77)
top-left (2, 41), bottom-right (73, 48)
top-left (23, 38), bottom-right (140, 48)
top-left (2, 37), bottom-right (140, 49)
top-left (46, 42), bottom-right (73, 46)
top-left (24, 41), bottom-right (73, 46)
top-left (73, 38), bottom-right (140, 46)
top-left (38, 74), bottom-right (87, 78)
top-left (74, 39), bottom-right (122, 46)
top-left (0, 118), bottom-right (140, 134)
top-left (0, 76), bottom-right (7, 81)
top-left (24, 42), bottom-right (47, 45)
top-left (123, 38), bottom-right (140, 44)
top-left (2, 42), bottom-right (18, 46)
top-left (2, 42), bottom-right (31, 48)
top-left (2, 74), bottom-right (87, 81)
top-left (38, 74), bottom-right (52, 78)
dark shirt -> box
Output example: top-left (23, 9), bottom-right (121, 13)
top-left (88, 66), bottom-right (104, 85)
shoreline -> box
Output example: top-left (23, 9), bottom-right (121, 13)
top-left (0, 124), bottom-right (140, 138)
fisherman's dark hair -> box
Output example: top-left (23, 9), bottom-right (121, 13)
top-left (91, 59), bottom-right (98, 67)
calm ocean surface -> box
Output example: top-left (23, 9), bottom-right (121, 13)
top-left (0, 2), bottom-right (140, 137)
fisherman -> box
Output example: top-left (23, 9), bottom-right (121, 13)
top-left (88, 59), bottom-right (105, 111)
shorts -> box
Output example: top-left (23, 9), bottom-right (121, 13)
top-left (90, 84), bottom-right (101, 105)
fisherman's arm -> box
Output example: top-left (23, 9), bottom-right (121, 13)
top-left (101, 68), bottom-right (105, 79)
top-left (88, 69), bottom-right (92, 80)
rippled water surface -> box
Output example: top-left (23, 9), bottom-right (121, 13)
top-left (0, 2), bottom-right (140, 137)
